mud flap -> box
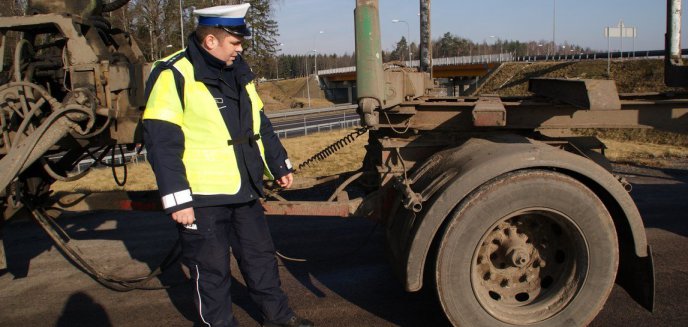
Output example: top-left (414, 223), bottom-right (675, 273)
top-left (617, 245), bottom-right (655, 312)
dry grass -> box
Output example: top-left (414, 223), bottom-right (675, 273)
top-left (576, 129), bottom-right (688, 167)
top-left (600, 138), bottom-right (688, 167)
top-left (51, 161), bottom-right (158, 193)
top-left (282, 128), bottom-right (368, 177)
top-left (51, 128), bottom-right (368, 193)
top-left (480, 59), bottom-right (685, 96)
top-left (575, 128), bottom-right (688, 146)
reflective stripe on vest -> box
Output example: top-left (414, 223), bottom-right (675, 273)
top-left (143, 50), bottom-right (273, 195)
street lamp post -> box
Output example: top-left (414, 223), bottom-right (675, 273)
top-left (313, 49), bottom-right (319, 80)
top-left (304, 53), bottom-right (311, 108)
top-left (392, 19), bottom-right (411, 63)
top-left (489, 35), bottom-right (502, 61)
top-left (313, 30), bottom-right (324, 77)
top-left (179, 0), bottom-right (184, 48)
top-left (552, 0), bottom-right (556, 55)
top-left (275, 43), bottom-right (283, 79)
top-left (306, 71), bottom-right (311, 108)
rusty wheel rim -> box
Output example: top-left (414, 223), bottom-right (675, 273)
top-left (471, 208), bottom-right (588, 324)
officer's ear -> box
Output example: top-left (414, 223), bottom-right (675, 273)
top-left (203, 34), bottom-right (219, 50)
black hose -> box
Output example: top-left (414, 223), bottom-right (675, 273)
top-left (296, 127), bottom-right (368, 172)
top-left (27, 204), bottom-right (184, 291)
top-left (112, 144), bottom-right (128, 186)
top-left (89, 16), bottom-right (112, 32)
top-left (102, 0), bottom-right (130, 13)
top-left (85, 144), bottom-right (129, 169)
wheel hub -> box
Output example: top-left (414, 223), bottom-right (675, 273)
top-left (506, 246), bottom-right (530, 268)
top-left (472, 209), bottom-right (586, 324)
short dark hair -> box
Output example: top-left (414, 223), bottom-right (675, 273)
top-left (195, 25), bottom-right (228, 44)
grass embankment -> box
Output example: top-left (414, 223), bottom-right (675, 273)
top-left (602, 138), bottom-right (688, 166)
top-left (480, 60), bottom-right (685, 96)
top-left (580, 129), bottom-right (688, 167)
top-left (257, 76), bottom-right (333, 111)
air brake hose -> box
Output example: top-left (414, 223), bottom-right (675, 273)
top-left (27, 204), bottom-right (183, 291)
top-left (101, 0), bottom-right (131, 13)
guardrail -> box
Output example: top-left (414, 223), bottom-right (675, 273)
top-left (317, 54), bottom-right (511, 76)
top-left (71, 149), bottom-right (148, 173)
top-left (510, 49), bottom-right (669, 63)
top-left (317, 49), bottom-right (684, 76)
top-left (276, 118), bottom-right (361, 138)
top-left (266, 104), bottom-right (357, 119)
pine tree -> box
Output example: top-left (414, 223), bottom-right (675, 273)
top-left (390, 36), bottom-right (409, 61)
top-left (243, 0), bottom-right (279, 78)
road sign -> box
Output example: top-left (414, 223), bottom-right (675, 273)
top-left (604, 20), bottom-right (637, 74)
top-left (605, 26), bottom-right (637, 38)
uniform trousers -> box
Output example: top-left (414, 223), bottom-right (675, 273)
top-left (179, 200), bottom-right (293, 327)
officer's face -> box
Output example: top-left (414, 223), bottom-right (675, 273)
top-left (206, 32), bottom-right (244, 66)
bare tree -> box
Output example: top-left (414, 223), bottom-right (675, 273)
top-left (0, 0), bottom-right (27, 16)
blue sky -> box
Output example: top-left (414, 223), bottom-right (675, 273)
top-left (273, 0), bottom-right (683, 55)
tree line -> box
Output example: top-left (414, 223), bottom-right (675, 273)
top-left (106, 0), bottom-right (280, 77)
top-left (0, 0), bottom-right (281, 77)
top-left (2, 1), bottom-right (593, 80)
top-left (384, 32), bottom-right (592, 63)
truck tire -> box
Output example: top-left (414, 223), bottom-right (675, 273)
top-left (435, 170), bottom-right (618, 326)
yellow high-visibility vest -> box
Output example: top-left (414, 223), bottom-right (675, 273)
top-left (143, 50), bottom-right (274, 195)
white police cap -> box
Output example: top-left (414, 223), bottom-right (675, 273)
top-left (194, 3), bottom-right (251, 37)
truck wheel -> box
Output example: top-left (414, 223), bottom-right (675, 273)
top-left (435, 170), bottom-right (618, 326)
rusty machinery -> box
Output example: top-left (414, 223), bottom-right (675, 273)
top-left (343, 0), bottom-right (687, 326)
top-left (0, 0), bottom-right (687, 325)
top-left (0, 0), bottom-right (149, 278)
top-left (261, 1), bottom-right (687, 324)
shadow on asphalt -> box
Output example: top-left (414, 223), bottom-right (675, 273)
top-left (614, 163), bottom-right (688, 238)
top-left (56, 292), bottom-right (112, 327)
top-left (2, 209), bottom-right (197, 323)
top-left (267, 214), bottom-right (452, 327)
top-left (4, 163), bottom-right (684, 326)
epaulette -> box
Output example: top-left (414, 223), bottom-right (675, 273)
top-left (144, 50), bottom-right (188, 109)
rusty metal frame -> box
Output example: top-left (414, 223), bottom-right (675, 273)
top-left (528, 78), bottom-right (622, 110)
top-left (472, 95), bottom-right (506, 127)
top-left (47, 190), bottom-right (362, 219)
top-left (262, 200), bottom-right (357, 218)
top-left (0, 14), bottom-right (99, 65)
top-left (378, 94), bottom-right (688, 135)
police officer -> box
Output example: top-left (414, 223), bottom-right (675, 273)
top-left (143, 3), bottom-right (313, 327)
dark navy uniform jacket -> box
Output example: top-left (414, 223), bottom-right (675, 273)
top-left (144, 34), bottom-right (292, 214)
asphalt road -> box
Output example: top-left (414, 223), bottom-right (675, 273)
top-left (0, 163), bottom-right (686, 327)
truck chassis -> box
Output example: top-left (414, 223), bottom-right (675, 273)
top-left (2, 0), bottom-right (688, 326)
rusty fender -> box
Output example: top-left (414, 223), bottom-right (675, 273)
top-left (387, 134), bottom-right (654, 311)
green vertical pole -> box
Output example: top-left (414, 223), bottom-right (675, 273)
top-left (355, 0), bottom-right (384, 127)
